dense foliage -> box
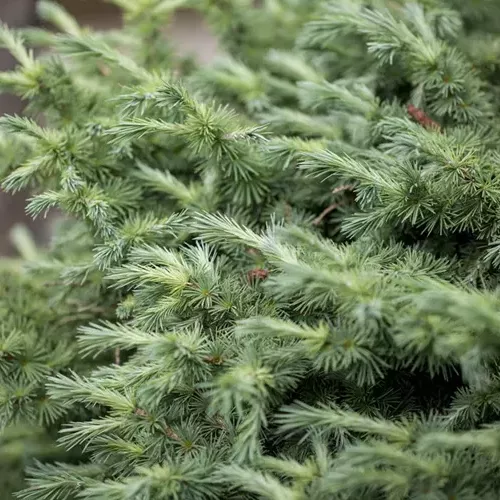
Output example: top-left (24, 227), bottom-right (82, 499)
top-left (2, 0), bottom-right (500, 498)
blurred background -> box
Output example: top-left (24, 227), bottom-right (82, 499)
top-left (0, 0), bottom-right (218, 255)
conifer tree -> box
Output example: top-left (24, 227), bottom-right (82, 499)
top-left (2, 1), bottom-right (500, 499)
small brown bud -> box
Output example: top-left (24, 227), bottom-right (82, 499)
top-left (407, 104), bottom-right (441, 131)
top-left (247, 268), bottom-right (269, 282)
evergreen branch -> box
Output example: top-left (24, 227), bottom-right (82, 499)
top-left (17, 27), bottom-right (62, 47)
top-left (107, 262), bottom-right (191, 290)
top-left (57, 417), bottom-right (133, 451)
top-left (55, 33), bottom-right (150, 79)
top-left (300, 3), bottom-right (491, 122)
top-left (258, 455), bottom-right (319, 482)
top-left (236, 316), bottom-right (330, 345)
top-left (150, 81), bottom-right (200, 117)
top-left (37, 1), bottom-right (81, 36)
top-left (2, 158), bottom-right (46, 193)
top-left (220, 464), bottom-right (299, 500)
top-left (193, 212), bottom-right (264, 249)
top-left (276, 403), bottom-right (411, 443)
top-left (301, 148), bottom-right (398, 191)
top-left (0, 115), bottom-right (60, 144)
top-left (80, 461), bottom-right (222, 500)
top-left (0, 24), bottom-right (35, 68)
top-left (106, 118), bottom-right (177, 143)
top-left (77, 322), bottom-right (160, 358)
top-left (193, 212), bottom-right (298, 265)
top-left (265, 136), bottom-right (328, 170)
top-left (298, 80), bottom-right (378, 116)
top-left (47, 372), bottom-right (136, 413)
top-left (192, 56), bottom-right (269, 110)
top-left (259, 107), bottom-right (341, 140)
top-left (16, 461), bottom-right (103, 500)
top-left (265, 49), bottom-right (324, 83)
top-left (135, 162), bottom-right (199, 207)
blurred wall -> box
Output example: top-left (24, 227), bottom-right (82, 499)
top-left (0, 0), bottom-right (217, 255)
top-left (0, 0), bottom-right (39, 255)
top-left (58, 1), bottom-right (218, 64)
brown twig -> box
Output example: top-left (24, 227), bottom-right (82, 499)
top-left (247, 268), bottom-right (269, 283)
top-left (114, 347), bottom-right (121, 365)
top-left (98, 63), bottom-right (111, 77)
top-left (214, 414), bottom-right (227, 431)
top-left (134, 408), bottom-right (148, 418)
top-left (204, 355), bottom-right (224, 365)
top-left (312, 184), bottom-right (355, 226)
top-left (332, 184), bottom-right (355, 195)
top-left (164, 425), bottom-right (182, 441)
top-left (407, 104), bottom-right (441, 131)
top-left (312, 203), bottom-right (341, 226)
